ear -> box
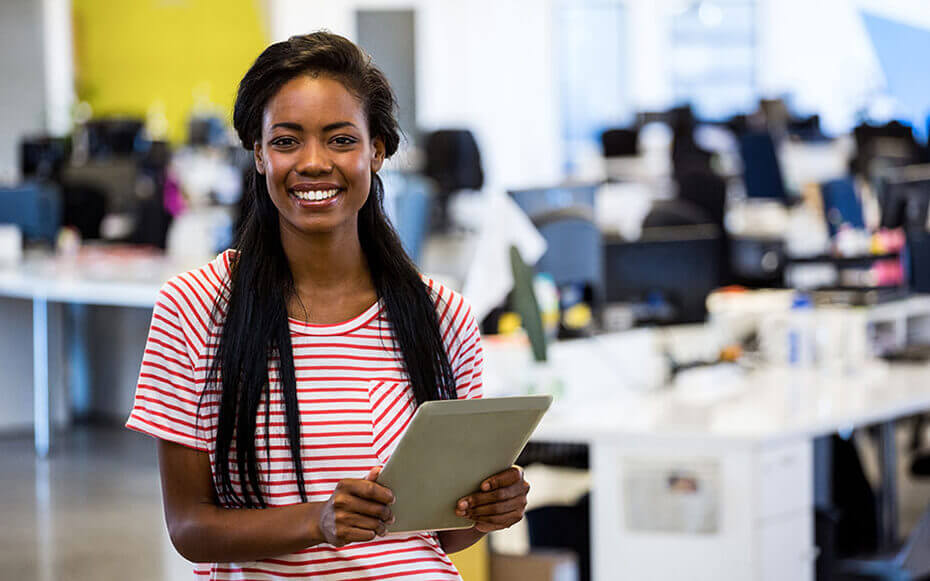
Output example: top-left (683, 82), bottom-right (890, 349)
top-left (370, 137), bottom-right (385, 173)
top-left (253, 142), bottom-right (266, 175)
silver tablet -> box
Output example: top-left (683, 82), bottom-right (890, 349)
top-left (376, 395), bottom-right (552, 534)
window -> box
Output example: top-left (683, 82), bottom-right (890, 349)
top-left (669, 0), bottom-right (757, 119)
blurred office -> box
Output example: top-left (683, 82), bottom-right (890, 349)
top-left (3, 0), bottom-right (930, 579)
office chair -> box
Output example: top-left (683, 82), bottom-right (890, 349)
top-left (738, 131), bottom-right (789, 201)
top-left (854, 122), bottom-right (921, 180)
top-left (531, 207), bottom-right (603, 305)
top-left (0, 182), bottom-right (62, 244)
top-left (390, 175), bottom-right (433, 265)
top-left (787, 114), bottom-right (828, 142)
top-left (834, 505), bottom-right (930, 580)
top-left (672, 122), bottom-right (714, 177)
top-left (821, 177), bottom-right (866, 237)
top-left (675, 170), bottom-right (732, 284)
top-left (20, 136), bottom-right (69, 181)
top-left (421, 129), bottom-right (484, 231)
top-left (82, 118), bottom-right (146, 158)
top-left (600, 127), bottom-right (639, 158)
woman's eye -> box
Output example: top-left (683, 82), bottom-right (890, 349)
top-left (271, 137), bottom-right (297, 147)
top-left (332, 136), bottom-right (358, 146)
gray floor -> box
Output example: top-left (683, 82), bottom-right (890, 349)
top-left (0, 426), bottom-right (190, 581)
top-left (1, 425), bottom-right (929, 580)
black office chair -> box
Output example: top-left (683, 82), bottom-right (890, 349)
top-left (854, 122), bottom-right (922, 180)
top-left (421, 129), bottom-right (484, 231)
top-left (600, 127), bottom-right (639, 158)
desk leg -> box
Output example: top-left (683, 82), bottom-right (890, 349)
top-left (33, 297), bottom-right (50, 458)
top-left (877, 420), bottom-right (898, 550)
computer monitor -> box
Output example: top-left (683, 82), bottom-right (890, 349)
top-left (603, 225), bottom-right (721, 325)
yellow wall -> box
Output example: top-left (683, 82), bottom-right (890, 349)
top-left (72, 0), bottom-right (268, 143)
top-left (449, 537), bottom-right (489, 581)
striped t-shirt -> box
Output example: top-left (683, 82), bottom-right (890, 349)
top-left (126, 250), bottom-right (484, 580)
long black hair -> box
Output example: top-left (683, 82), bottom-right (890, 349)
top-left (208, 32), bottom-right (458, 508)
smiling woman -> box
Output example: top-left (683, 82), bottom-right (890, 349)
top-left (125, 31), bottom-right (530, 581)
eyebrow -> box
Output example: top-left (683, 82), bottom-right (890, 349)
top-left (269, 121), bottom-right (359, 133)
top-left (322, 121), bottom-right (359, 132)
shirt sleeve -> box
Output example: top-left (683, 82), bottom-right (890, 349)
top-left (125, 284), bottom-right (208, 452)
top-left (436, 289), bottom-right (484, 401)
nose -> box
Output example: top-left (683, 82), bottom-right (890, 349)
top-left (296, 140), bottom-right (333, 175)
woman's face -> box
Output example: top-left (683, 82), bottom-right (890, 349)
top-left (254, 75), bottom-right (385, 237)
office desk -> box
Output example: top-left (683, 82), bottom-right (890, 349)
top-left (0, 251), bottom-right (179, 457)
top-left (484, 334), bottom-right (930, 581)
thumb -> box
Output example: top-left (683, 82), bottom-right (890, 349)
top-left (365, 466), bottom-right (383, 482)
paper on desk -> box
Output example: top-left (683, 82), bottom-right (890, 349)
top-left (461, 190), bottom-right (546, 322)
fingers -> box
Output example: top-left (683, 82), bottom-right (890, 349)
top-left (478, 466), bottom-right (522, 492)
top-left (465, 495), bottom-right (527, 518)
top-left (458, 478), bottom-right (529, 511)
top-left (329, 525), bottom-right (381, 545)
top-left (338, 478), bottom-right (395, 506)
top-left (332, 492), bottom-right (394, 522)
top-left (365, 466), bottom-right (382, 482)
top-left (340, 511), bottom-right (389, 536)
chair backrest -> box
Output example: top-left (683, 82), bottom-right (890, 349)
top-left (422, 129), bottom-right (484, 193)
top-left (821, 177), bottom-right (865, 237)
top-left (0, 182), bottom-right (61, 244)
top-left (390, 175), bottom-right (433, 265)
top-left (739, 131), bottom-right (788, 200)
top-left (601, 128), bottom-right (639, 158)
top-left (532, 208), bottom-right (603, 291)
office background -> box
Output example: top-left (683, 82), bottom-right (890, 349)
top-left (3, 1), bottom-right (930, 580)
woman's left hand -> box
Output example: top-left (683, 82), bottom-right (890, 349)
top-left (455, 466), bottom-right (529, 533)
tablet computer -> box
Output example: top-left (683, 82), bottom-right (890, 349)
top-left (376, 394), bottom-right (552, 534)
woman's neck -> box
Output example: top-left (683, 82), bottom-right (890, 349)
top-left (279, 219), bottom-right (376, 320)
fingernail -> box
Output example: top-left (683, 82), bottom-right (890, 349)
top-left (482, 482), bottom-right (491, 491)
top-left (458, 500), bottom-right (468, 509)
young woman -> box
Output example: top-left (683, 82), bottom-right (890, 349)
top-left (126, 32), bottom-right (530, 580)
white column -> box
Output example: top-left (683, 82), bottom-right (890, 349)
top-left (40, 0), bottom-right (74, 137)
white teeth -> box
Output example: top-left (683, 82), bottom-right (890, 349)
top-left (292, 188), bottom-right (338, 201)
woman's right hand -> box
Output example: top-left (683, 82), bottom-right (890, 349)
top-left (317, 467), bottom-right (395, 547)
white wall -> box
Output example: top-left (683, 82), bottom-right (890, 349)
top-left (0, 0), bottom-right (47, 182)
top-left (0, 0), bottom-right (72, 183)
top-left (268, 0), bottom-right (562, 191)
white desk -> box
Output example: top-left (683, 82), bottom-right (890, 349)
top-left (483, 333), bottom-right (930, 580)
top-left (0, 251), bottom-right (180, 456)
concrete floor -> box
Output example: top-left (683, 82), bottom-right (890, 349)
top-left (1, 424), bottom-right (929, 580)
top-left (0, 426), bottom-right (190, 581)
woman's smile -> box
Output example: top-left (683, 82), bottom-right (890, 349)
top-left (288, 183), bottom-right (345, 207)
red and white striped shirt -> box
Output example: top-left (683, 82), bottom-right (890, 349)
top-left (126, 250), bottom-right (484, 580)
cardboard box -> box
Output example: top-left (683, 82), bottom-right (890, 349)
top-left (490, 550), bottom-right (578, 581)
